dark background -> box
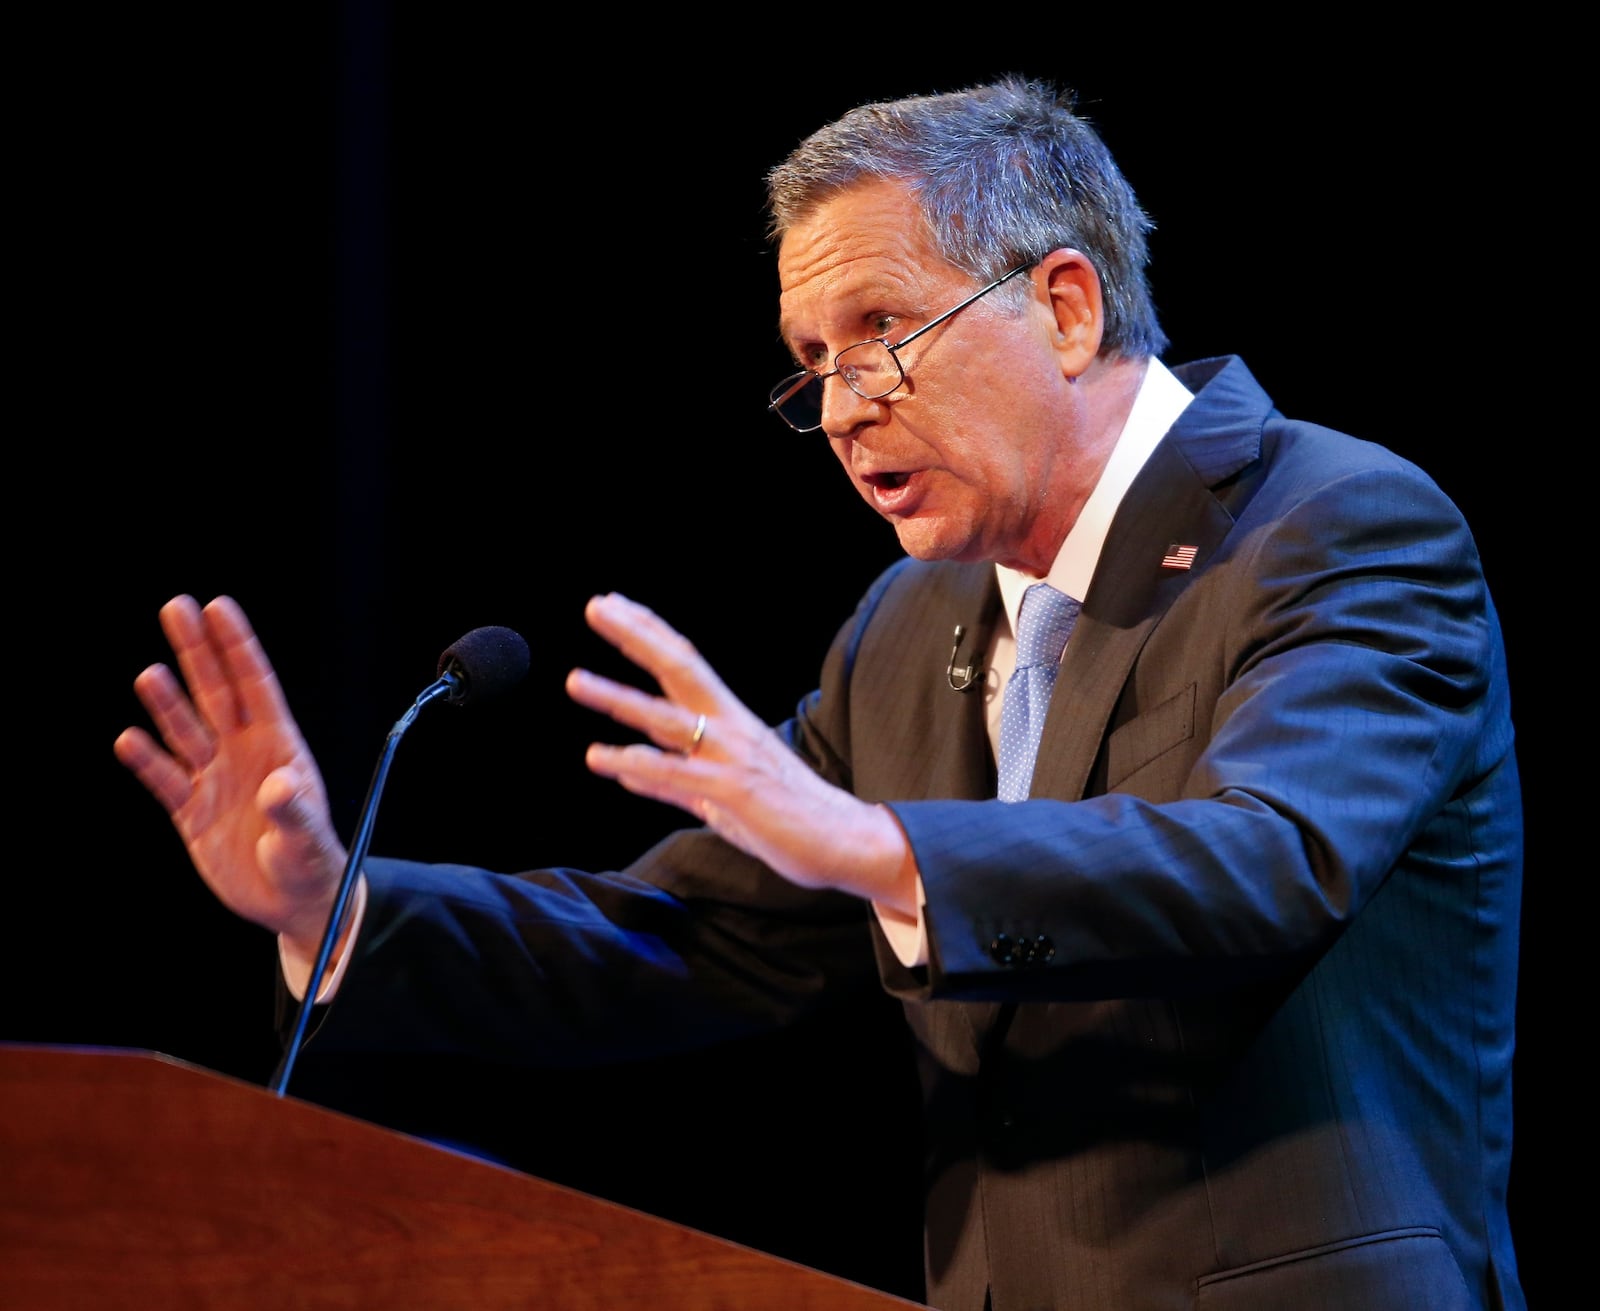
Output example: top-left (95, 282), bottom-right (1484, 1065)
top-left (16, 11), bottom-right (1561, 1305)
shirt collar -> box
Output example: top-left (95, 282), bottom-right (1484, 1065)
top-left (996, 357), bottom-right (1194, 629)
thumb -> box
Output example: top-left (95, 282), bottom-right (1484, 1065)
top-left (258, 764), bottom-right (347, 888)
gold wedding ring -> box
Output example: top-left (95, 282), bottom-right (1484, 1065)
top-left (686, 713), bottom-right (708, 756)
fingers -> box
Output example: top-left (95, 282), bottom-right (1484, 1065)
top-left (156, 594), bottom-right (294, 736)
top-left (565, 667), bottom-right (709, 754)
top-left (128, 660), bottom-right (215, 773)
top-left (581, 592), bottom-right (728, 703)
top-left (564, 590), bottom-right (917, 903)
top-left (200, 595), bottom-right (298, 729)
top-left (118, 593), bottom-right (307, 824)
top-left (113, 723), bottom-right (194, 816)
top-left (568, 591), bottom-right (759, 796)
top-left (158, 595), bottom-right (239, 733)
top-left (568, 592), bottom-right (737, 758)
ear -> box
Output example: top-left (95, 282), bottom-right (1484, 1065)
top-left (1035, 249), bottom-right (1103, 379)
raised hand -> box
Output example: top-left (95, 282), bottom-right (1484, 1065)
top-left (565, 591), bottom-right (918, 915)
top-left (113, 595), bottom-right (348, 951)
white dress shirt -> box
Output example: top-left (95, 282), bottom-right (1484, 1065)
top-left (875, 358), bottom-right (1194, 966)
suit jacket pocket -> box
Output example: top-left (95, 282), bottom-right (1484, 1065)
top-left (1193, 1226), bottom-right (1471, 1311)
top-left (1106, 682), bottom-right (1196, 792)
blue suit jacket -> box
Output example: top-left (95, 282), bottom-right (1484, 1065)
top-left (318, 356), bottom-right (1523, 1311)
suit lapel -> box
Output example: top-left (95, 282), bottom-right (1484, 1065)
top-left (1029, 371), bottom-right (1262, 802)
top-left (922, 566), bottom-right (1001, 801)
top-left (853, 559), bottom-right (1000, 804)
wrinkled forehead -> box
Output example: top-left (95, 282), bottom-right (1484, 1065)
top-left (775, 180), bottom-right (955, 329)
top-left (777, 178), bottom-right (936, 271)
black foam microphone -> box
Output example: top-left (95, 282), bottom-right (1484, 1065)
top-left (437, 625), bottom-right (532, 706)
top-left (269, 625), bottom-right (531, 1097)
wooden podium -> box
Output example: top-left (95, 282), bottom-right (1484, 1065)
top-left (0, 1044), bottom-right (926, 1309)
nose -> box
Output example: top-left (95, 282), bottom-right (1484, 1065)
top-left (820, 372), bottom-right (889, 436)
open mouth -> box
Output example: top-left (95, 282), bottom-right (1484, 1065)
top-left (865, 470), bottom-right (911, 490)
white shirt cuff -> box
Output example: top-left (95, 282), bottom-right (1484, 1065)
top-left (873, 875), bottom-right (928, 967)
top-left (279, 876), bottom-right (367, 1003)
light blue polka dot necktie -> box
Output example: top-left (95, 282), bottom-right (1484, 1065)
top-left (997, 582), bottom-right (1081, 802)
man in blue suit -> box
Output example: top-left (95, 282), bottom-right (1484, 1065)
top-left (116, 76), bottom-right (1524, 1309)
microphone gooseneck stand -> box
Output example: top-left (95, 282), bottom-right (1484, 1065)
top-left (268, 672), bottom-right (460, 1097)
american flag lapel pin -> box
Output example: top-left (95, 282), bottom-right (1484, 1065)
top-left (1160, 543), bottom-right (1198, 570)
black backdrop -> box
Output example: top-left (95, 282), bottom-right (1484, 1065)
top-left (18, 11), bottom-right (1560, 1305)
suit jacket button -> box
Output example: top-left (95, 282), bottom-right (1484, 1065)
top-left (989, 933), bottom-right (1018, 965)
top-left (1026, 934), bottom-right (1055, 965)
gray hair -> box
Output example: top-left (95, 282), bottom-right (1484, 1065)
top-left (765, 75), bottom-right (1168, 359)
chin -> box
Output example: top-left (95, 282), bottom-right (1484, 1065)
top-left (892, 520), bottom-right (972, 563)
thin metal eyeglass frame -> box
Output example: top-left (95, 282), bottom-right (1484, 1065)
top-left (766, 261), bottom-right (1035, 432)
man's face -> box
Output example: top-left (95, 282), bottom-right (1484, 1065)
top-left (775, 179), bottom-right (1079, 568)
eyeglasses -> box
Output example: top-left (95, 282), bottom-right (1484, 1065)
top-left (766, 262), bottom-right (1035, 433)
